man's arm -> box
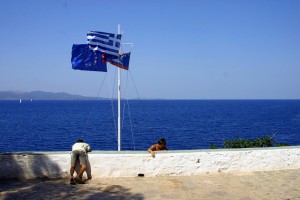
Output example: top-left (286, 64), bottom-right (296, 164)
top-left (85, 144), bottom-right (91, 152)
top-left (148, 145), bottom-right (156, 158)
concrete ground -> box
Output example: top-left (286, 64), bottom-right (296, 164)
top-left (1, 169), bottom-right (300, 200)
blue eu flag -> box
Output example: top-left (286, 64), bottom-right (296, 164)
top-left (71, 44), bottom-right (107, 72)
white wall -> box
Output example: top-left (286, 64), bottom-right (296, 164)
top-left (1, 146), bottom-right (300, 180)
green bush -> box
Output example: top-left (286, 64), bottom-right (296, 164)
top-left (210, 135), bottom-right (288, 149)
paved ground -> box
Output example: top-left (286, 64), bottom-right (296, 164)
top-left (1, 169), bottom-right (300, 200)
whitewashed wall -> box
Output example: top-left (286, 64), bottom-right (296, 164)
top-left (1, 146), bottom-right (300, 180)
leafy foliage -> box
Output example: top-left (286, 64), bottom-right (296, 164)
top-left (210, 135), bottom-right (288, 149)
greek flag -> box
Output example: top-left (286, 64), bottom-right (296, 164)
top-left (87, 31), bottom-right (122, 58)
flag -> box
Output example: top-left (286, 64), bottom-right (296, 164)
top-left (103, 52), bottom-right (131, 70)
top-left (71, 44), bottom-right (107, 72)
top-left (87, 31), bottom-right (122, 58)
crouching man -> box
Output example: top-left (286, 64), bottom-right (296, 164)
top-left (70, 139), bottom-right (91, 184)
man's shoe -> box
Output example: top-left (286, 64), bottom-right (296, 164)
top-left (74, 177), bottom-right (85, 184)
top-left (70, 178), bottom-right (76, 185)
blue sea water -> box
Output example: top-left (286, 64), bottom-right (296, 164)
top-left (0, 100), bottom-right (300, 152)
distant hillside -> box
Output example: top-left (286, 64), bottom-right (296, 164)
top-left (0, 91), bottom-right (102, 100)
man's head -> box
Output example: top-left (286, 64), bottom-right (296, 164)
top-left (77, 139), bottom-right (84, 143)
top-left (157, 138), bottom-right (166, 148)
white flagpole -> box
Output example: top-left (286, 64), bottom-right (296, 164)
top-left (117, 24), bottom-right (121, 151)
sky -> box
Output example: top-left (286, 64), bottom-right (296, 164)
top-left (0, 0), bottom-right (300, 99)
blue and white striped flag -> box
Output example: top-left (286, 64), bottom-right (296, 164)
top-left (87, 31), bottom-right (122, 58)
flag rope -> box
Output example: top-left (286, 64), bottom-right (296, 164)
top-left (80, 73), bottom-right (108, 139)
top-left (122, 70), bottom-right (136, 150)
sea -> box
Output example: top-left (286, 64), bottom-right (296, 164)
top-left (0, 100), bottom-right (300, 152)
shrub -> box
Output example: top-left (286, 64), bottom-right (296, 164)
top-left (210, 134), bottom-right (288, 149)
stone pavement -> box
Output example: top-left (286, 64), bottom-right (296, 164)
top-left (1, 169), bottom-right (300, 200)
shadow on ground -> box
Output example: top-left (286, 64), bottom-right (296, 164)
top-left (0, 153), bottom-right (144, 199)
top-left (0, 179), bottom-right (144, 200)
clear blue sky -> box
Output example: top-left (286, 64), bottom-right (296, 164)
top-left (0, 0), bottom-right (299, 99)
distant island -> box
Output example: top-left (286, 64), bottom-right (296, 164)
top-left (0, 91), bottom-right (103, 100)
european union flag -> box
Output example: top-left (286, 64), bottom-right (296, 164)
top-left (71, 44), bottom-right (107, 72)
top-left (103, 52), bottom-right (131, 70)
